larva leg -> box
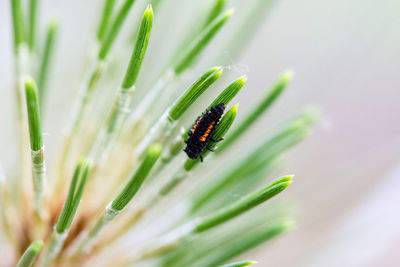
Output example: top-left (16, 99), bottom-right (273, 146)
top-left (210, 137), bottom-right (224, 143)
top-left (207, 146), bottom-right (216, 152)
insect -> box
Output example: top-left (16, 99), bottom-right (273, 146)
top-left (184, 103), bottom-right (226, 161)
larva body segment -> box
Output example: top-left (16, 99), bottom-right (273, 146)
top-left (184, 103), bottom-right (226, 161)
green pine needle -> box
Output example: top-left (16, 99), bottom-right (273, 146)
top-left (209, 75), bottom-right (247, 108)
top-left (122, 5), bottom-right (154, 89)
top-left (169, 66), bottom-right (223, 121)
top-left (71, 144), bottom-right (162, 256)
top-left (197, 220), bottom-right (292, 267)
top-left (217, 70), bottom-right (293, 152)
top-left (134, 66), bottom-right (223, 158)
top-left (17, 240), bottom-right (43, 267)
top-left (217, 260), bottom-right (257, 267)
top-left (111, 144), bottom-right (162, 211)
top-left (25, 77), bottom-right (48, 214)
top-left (56, 159), bottom-right (92, 233)
top-left (168, 0), bottom-right (226, 68)
top-left (204, 0), bottom-right (227, 28)
top-left (149, 0), bottom-right (162, 8)
top-left (10, 0), bottom-right (26, 50)
top-left (193, 175), bottom-right (292, 233)
top-left (97, 0), bottom-right (117, 42)
top-left (98, 0), bottom-right (136, 60)
top-left (143, 178), bottom-right (292, 263)
top-left (28, 0), bottom-right (38, 50)
top-left (223, 0), bottom-right (277, 61)
top-left (173, 9), bottom-right (234, 74)
top-left (183, 75), bottom-right (246, 140)
top-left (38, 19), bottom-right (58, 105)
top-left (25, 77), bottom-right (43, 151)
top-left (189, 109), bottom-right (316, 213)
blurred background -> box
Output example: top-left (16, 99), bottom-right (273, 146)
top-left (1, 0), bottom-right (400, 266)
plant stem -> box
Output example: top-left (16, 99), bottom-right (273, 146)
top-left (125, 69), bottom-right (176, 128)
top-left (75, 203), bottom-right (120, 254)
top-left (157, 134), bottom-right (186, 168)
top-left (88, 86), bottom-right (135, 163)
top-left (31, 148), bottom-right (45, 215)
top-left (39, 231), bottom-right (68, 267)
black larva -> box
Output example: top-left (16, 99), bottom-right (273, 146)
top-left (184, 103), bottom-right (226, 161)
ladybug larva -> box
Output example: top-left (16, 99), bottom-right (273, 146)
top-left (184, 103), bottom-right (226, 161)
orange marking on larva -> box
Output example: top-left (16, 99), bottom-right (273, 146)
top-left (199, 122), bottom-right (215, 142)
top-left (191, 116), bottom-right (203, 133)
